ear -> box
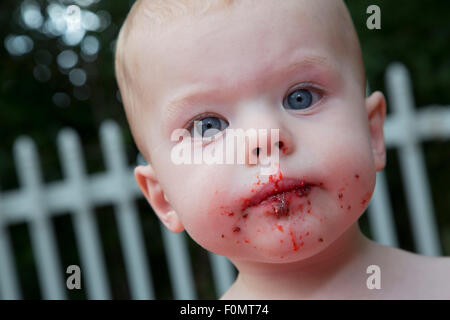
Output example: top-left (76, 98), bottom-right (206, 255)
top-left (134, 165), bottom-right (184, 233)
top-left (365, 91), bottom-right (387, 172)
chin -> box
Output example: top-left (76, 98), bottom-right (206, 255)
top-left (221, 234), bottom-right (329, 264)
top-left (266, 243), bottom-right (328, 263)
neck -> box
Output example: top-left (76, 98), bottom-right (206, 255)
top-left (228, 222), bottom-right (375, 299)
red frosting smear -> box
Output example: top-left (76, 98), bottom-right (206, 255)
top-left (289, 228), bottom-right (298, 251)
top-left (251, 185), bottom-right (312, 219)
top-left (271, 193), bottom-right (290, 217)
top-left (361, 191), bottom-right (371, 206)
top-left (238, 162), bottom-right (318, 221)
top-left (240, 197), bottom-right (251, 210)
top-left (267, 162), bottom-right (282, 189)
top-left (253, 176), bottom-right (262, 186)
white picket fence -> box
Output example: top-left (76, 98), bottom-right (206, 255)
top-left (0, 62), bottom-right (449, 300)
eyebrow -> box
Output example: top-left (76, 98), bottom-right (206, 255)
top-left (162, 54), bottom-right (334, 131)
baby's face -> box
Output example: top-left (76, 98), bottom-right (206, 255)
top-left (132, 0), bottom-right (386, 263)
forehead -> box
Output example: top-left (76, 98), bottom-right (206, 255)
top-left (131, 0), bottom-right (353, 117)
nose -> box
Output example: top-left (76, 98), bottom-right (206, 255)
top-left (233, 102), bottom-right (295, 168)
top-left (246, 127), bottom-right (294, 167)
top-left (227, 96), bottom-right (297, 171)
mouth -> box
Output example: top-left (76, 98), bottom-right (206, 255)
top-left (242, 177), bottom-right (316, 212)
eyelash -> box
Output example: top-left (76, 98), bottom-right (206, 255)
top-left (285, 82), bottom-right (324, 99)
top-left (183, 82), bottom-right (325, 136)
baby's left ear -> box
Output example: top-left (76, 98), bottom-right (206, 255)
top-left (365, 91), bottom-right (387, 171)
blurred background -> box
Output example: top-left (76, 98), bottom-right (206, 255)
top-left (0, 0), bottom-right (449, 299)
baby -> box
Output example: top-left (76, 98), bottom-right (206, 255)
top-left (114, 0), bottom-right (450, 299)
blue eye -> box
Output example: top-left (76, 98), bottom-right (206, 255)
top-left (283, 88), bottom-right (321, 110)
top-left (189, 115), bottom-right (229, 138)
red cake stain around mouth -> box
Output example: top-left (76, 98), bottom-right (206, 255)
top-left (289, 227), bottom-right (298, 251)
top-left (222, 163), bottom-right (324, 241)
top-left (242, 181), bottom-right (315, 220)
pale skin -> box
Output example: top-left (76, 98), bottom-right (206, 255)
top-left (123, 0), bottom-right (450, 299)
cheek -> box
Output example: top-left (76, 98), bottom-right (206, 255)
top-left (312, 107), bottom-right (376, 210)
top-left (316, 126), bottom-right (377, 225)
top-left (154, 143), bottom-right (237, 253)
top-left (166, 165), bottom-right (241, 254)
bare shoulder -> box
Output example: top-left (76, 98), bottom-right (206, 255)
top-left (408, 252), bottom-right (450, 298)
top-left (416, 253), bottom-right (450, 280)
top-left (374, 242), bottom-right (450, 298)
top-left (392, 246), bottom-right (450, 276)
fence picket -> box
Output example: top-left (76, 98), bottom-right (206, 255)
top-left (385, 62), bottom-right (442, 256)
top-left (208, 253), bottom-right (236, 298)
top-left (99, 120), bottom-right (154, 299)
top-left (13, 137), bottom-right (66, 299)
top-left (160, 225), bottom-right (197, 299)
top-left (0, 190), bottom-right (22, 299)
top-left (57, 128), bottom-right (111, 299)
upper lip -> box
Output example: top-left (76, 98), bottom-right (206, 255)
top-left (242, 177), bottom-right (316, 210)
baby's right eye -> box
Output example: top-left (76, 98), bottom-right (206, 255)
top-left (187, 114), bottom-right (229, 138)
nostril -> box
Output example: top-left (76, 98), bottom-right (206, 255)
top-left (275, 141), bottom-right (284, 149)
top-left (252, 143), bottom-right (284, 157)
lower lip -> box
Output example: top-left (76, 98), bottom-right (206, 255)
top-left (247, 186), bottom-right (313, 218)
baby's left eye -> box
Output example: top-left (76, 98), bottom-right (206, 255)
top-left (283, 88), bottom-right (322, 110)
